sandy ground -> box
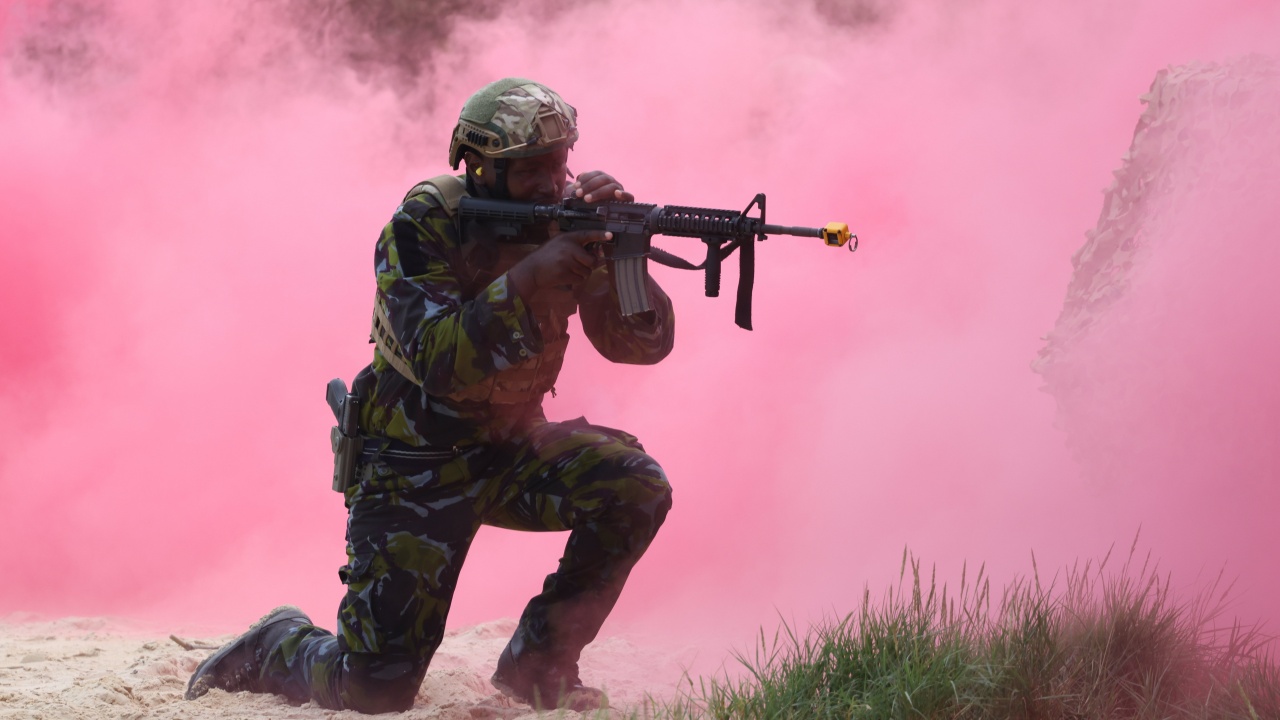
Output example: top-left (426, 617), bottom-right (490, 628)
top-left (0, 615), bottom-right (701, 720)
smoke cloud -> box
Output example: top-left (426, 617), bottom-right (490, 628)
top-left (1, 0), bottom-right (1278, 661)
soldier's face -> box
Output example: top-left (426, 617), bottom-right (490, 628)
top-left (498, 147), bottom-right (570, 202)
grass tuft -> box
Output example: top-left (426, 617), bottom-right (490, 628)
top-left (637, 545), bottom-right (1279, 719)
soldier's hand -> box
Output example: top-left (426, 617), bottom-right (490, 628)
top-left (570, 171), bottom-right (634, 204)
top-left (508, 229), bottom-right (610, 298)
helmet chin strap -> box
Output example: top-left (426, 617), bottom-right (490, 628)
top-left (491, 158), bottom-right (510, 200)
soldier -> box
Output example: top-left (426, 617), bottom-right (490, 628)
top-left (185, 78), bottom-right (675, 713)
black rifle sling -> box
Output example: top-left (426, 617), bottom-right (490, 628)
top-left (735, 235), bottom-right (755, 331)
top-left (649, 241), bottom-right (754, 330)
top-left (649, 241), bottom-right (744, 272)
top-left (649, 246), bottom-right (702, 271)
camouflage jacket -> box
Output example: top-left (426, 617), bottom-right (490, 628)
top-left (353, 183), bottom-right (675, 447)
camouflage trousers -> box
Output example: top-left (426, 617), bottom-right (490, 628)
top-left (257, 417), bottom-right (672, 713)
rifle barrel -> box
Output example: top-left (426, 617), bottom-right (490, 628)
top-left (759, 223), bottom-right (822, 238)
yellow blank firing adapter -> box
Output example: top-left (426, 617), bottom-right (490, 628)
top-left (821, 222), bottom-right (857, 251)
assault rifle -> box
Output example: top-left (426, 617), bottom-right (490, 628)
top-left (458, 193), bottom-right (856, 330)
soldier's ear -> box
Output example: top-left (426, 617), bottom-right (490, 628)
top-left (471, 157), bottom-right (493, 180)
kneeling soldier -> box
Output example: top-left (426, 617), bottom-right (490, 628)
top-left (186, 78), bottom-right (675, 713)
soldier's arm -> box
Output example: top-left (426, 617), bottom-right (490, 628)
top-left (576, 265), bottom-right (675, 364)
top-left (375, 198), bottom-right (544, 396)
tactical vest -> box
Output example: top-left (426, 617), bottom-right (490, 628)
top-left (372, 175), bottom-right (576, 405)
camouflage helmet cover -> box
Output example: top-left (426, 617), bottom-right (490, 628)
top-left (449, 78), bottom-right (579, 169)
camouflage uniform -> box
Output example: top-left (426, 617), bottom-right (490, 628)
top-left (251, 171), bottom-right (676, 712)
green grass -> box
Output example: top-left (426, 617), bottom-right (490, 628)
top-left (638, 543), bottom-right (1279, 720)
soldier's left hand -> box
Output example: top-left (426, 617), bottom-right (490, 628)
top-left (570, 171), bottom-right (634, 203)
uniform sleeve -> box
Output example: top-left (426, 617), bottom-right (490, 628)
top-left (577, 263), bottom-right (676, 364)
top-left (376, 197), bottom-right (543, 397)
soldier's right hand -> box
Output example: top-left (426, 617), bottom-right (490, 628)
top-left (508, 229), bottom-right (610, 297)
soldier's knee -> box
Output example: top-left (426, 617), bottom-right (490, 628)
top-left (651, 473), bottom-right (673, 520)
top-left (340, 652), bottom-right (426, 714)
top-left (628, 464), bottom-right (672, 541)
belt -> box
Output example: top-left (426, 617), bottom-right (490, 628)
top-left (359, 438), bottom-right (462, 464)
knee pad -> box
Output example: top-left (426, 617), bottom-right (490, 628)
top-left (339, 652), bottom-right (427, 714)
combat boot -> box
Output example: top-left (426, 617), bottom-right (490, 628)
top-left (491, 644), bottom-right (607, 712)
top-left (185, 605), bottom-right (311, 701)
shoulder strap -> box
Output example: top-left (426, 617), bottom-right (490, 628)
top-left (372, 293), bottom-right (424, 387)
top-left (374, 175), bottom-right (467, 387)
top-left (403, 174), bottom-right (468, 216)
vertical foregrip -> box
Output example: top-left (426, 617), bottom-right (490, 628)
top-left (703, 239), bottom-right (723, 297)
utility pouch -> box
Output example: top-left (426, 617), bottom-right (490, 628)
top-left (326, 378), bottom-right (364, 493)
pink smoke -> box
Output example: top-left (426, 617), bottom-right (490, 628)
top-left (1, 0), bottom-right (1277, 660)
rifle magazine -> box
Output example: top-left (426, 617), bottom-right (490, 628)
top-left (614, 257), bottom-right (652, 316)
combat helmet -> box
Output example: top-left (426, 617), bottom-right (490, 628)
top-left (448, 78), bottom-right (579, 170)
